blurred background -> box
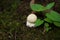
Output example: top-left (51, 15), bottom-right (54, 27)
top-left (0, 0), bottom-right (60, 40)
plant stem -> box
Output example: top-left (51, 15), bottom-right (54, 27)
top-left (30, 0), bottom-right (35, 4)
top-left (30, 0), bottom-right (35, 14)
top-left (42, 26), bottom-right (46, 34)
top-left (42, 28), bottom-right (47, 40)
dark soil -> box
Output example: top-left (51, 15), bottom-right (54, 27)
top-left (0, 0), bottom-right (60, 40)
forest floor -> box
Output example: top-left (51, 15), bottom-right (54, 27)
top-left (0, 0), bottom-right (60, 40)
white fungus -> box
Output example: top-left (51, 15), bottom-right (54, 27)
top-left (26, 21), bottom-right (35, 27)
top-left (26, 14), bottom-right (37, 27)
top-left (27, 14), bottom-right (37, 23)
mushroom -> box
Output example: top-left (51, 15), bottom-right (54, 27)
top-left (26, 0), bottom-right (36, 27)
top-left (26, 14), bottom-right (37, 27)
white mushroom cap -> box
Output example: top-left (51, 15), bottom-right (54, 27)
top-left (27, 14), bottom-right (37, 23)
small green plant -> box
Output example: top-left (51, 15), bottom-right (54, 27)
top-left (30, 2), bottom-right (60, 32)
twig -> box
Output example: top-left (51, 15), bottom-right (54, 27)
top-left (42, 26), bottom-right (46, 34)
top-left (14, 30), bottom-right (17, 40)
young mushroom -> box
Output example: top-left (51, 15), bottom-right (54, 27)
top-left (26, 0), bottom-right (36, 27)
top-left (26, 13), bottom-right (37, 27)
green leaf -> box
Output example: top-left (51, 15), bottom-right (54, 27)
top-left (46, 11), bottom-right (60, 22)
top-left (45, 23), bottom-right (49, 27)
top-left (44, 23), bottom-right (51, 32)
top-left (46, 2), bottom-right (55, 9)
top-left (35, 19), bottom-right (44, 27)
top-left (44, 18), bottom-right (52, 23)
top-left (30, 4), bottom-right (46, 12)
top-left (45, 27), bottom-right (51, 32)
top-left (54, 22), bottom-right (60, 27)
